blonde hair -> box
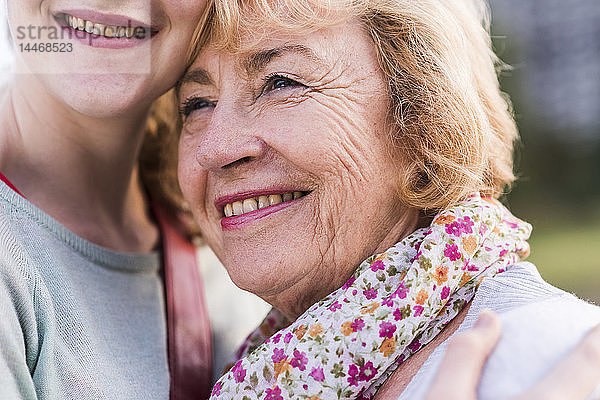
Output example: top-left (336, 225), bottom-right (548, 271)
top-left (146, 0), bottom-right (518, 218)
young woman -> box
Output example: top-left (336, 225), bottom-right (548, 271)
top-left (0, 1), bottom-right (212, 399)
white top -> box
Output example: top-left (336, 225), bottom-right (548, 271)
top-left (399, 262), bottom-right (600, 400)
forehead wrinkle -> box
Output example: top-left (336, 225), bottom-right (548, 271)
top-left (241, 44), bottom-right (325, 76)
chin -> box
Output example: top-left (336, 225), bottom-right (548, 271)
top-left (47, 72), bottom-right (157, 118)
top-left (221, 249), bottom-right (305, 299)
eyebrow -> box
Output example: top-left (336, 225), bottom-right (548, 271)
top-left (176, 68), bottom-right (214, 94)
top-left (242, 44), bottom-right (323, 75)
top-left (176, 44), bottom-right (323, 94)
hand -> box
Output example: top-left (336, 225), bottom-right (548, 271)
top-left (424, 310), bottom-right (600, 400)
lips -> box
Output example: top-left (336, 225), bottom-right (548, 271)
top-left (52, 9), bottom-right (160, 47)
top-left (222, 191), bottom-right (306, 217)
top-left (216, 189), bottom-right (310, 230)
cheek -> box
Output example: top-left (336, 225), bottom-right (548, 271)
top-left (177, 136), bottom-right (204, 206)
top-left (268, 99), bottom-right (389, 185)
top-left (162, 0), bottom-right (207, 36)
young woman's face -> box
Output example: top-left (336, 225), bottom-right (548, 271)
top-left (6, 0), bottom-right (207, 117)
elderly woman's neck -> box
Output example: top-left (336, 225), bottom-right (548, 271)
top-left (270, 208), bottom-right (421, 321)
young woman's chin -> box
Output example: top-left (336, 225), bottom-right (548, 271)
top-left (41, 72), bottom-right (160, 118)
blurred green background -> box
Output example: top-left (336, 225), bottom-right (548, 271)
top-left (490, 1), bottom-right (599, 303)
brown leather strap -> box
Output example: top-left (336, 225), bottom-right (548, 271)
top-left (153, 205), bottom-right (213, 400)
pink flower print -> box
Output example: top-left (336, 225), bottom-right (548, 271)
top-left (393, 308), bottom-right (403, 321)
top-left (392, 282), bottom-right (408, 299)
top-left (504, 219), bottom-right (519, 229)
top-left (271, 348), bottom-right (286, 364)
top-left (363, 287), bottom-right (378, 300)
top-left (284, 332), bottom-right (293, 344)
top-left (445, 221), bottom-right (462, 237)
top-left (265, 386), bottom-right (283, 400)
top-left (441, 286), bottom-right (450, 300)
top-left (347, 364), bottom-right (360, 386)
top-left (444, 243), bottom-right (461, 261)
top-left (458, 216), bottom-right (474, 234)
top-left (370, 260), bottom-right (385, 272)
top-left (290, 350), bottom-right (308, 371)
top-left (381, 296), bottom-right (394, 307)
top-left (211, 382), bottom-right (222, 396)
top-left (342, 276), bottom-right (356, 289)
top-left (413, 305), bottom-right (424, 317)
top-left (407, 338), bottom-right (421, 353)
top-left (499, 249), bottom-right (508, 258)
top-left (359, 361), bottom-right (378, 381)
top-left (328, 301), bottom-right (342, 312)
top-left (467, 263), bottom-right (479, 272)
top-left (379, 321), bottom-right (397, 338)
top-left (271, 333), bottom-right (282, 344)
top-left (309, 366), bottom-right (325, 382)
top-left (232, 360), bottom-right (246, 383)
top-left (351, 318), bottom-right (365, 331)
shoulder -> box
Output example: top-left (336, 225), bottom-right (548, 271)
top-left (474, 264), bottom-right (600, 399)
top-left (400, 262), bottom-right (600, 400)
top-left (474, 262), bottom-right (599, 336)
top-left (472, 263), bottom-right (599, 399)
top-left (0, 185), bottom-right (46, 331)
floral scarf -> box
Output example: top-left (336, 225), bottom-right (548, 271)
top-left (210, 194), bottom-right (531, 399)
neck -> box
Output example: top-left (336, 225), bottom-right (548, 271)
top-left (269, 208), bottom-right (420, 321)
top-left (0, 73), bottom-right (158, 252)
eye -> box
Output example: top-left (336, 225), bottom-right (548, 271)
top-left (261, 74), bottom-right (305, 96)
top-left (179, 96), bottom-right (216, 118)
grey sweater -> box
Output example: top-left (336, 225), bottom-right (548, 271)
top-left (0, 182), bottom-right (170, 399)
top-left (400, 262), bottom-right (600, 399)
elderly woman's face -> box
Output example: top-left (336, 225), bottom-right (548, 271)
top-left (178, 20), bottom-right (417, 317)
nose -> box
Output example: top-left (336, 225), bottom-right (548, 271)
top-left (193, 105), bottom-right (266, 172)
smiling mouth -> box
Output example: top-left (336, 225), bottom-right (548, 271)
top-left (59, 12), bottom-right (155, 39)
top-left (222, 191), bottom-right (308, 217)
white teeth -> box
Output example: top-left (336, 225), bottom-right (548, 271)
top-left (134, 27), bottom-right (147, 39)
top-left (93, 23), bottom-right (105, 36)
top-left (257, 196), bottom-right (269, 209)
top-left (243, 198), bottom-right (258, 213)
top-left (104, 25), bottom-right (116, 37)
top-left (62, 13), bottom-right (150, 39)
top-left (232, 201), bottom-right (244, 216)
top-left (268, 194), bottom-right (283, 206)
top-left (223, 192), bottom-right (305, 218)
top-left (85, 20), bottom-right (94, 33)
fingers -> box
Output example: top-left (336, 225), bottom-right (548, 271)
top-left (423, 310), bottom-right (501, 400)
top-left (513, 323), bottom-right (600, 400)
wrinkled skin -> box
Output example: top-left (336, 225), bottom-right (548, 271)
top-left (177, 20), bottom-right (419, 319)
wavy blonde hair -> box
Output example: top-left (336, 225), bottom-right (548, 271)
top-left (144, 0), bottom-right (518, 220)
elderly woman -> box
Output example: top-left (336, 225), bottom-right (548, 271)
top-left (174, 0), bottom-right (600, 398)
